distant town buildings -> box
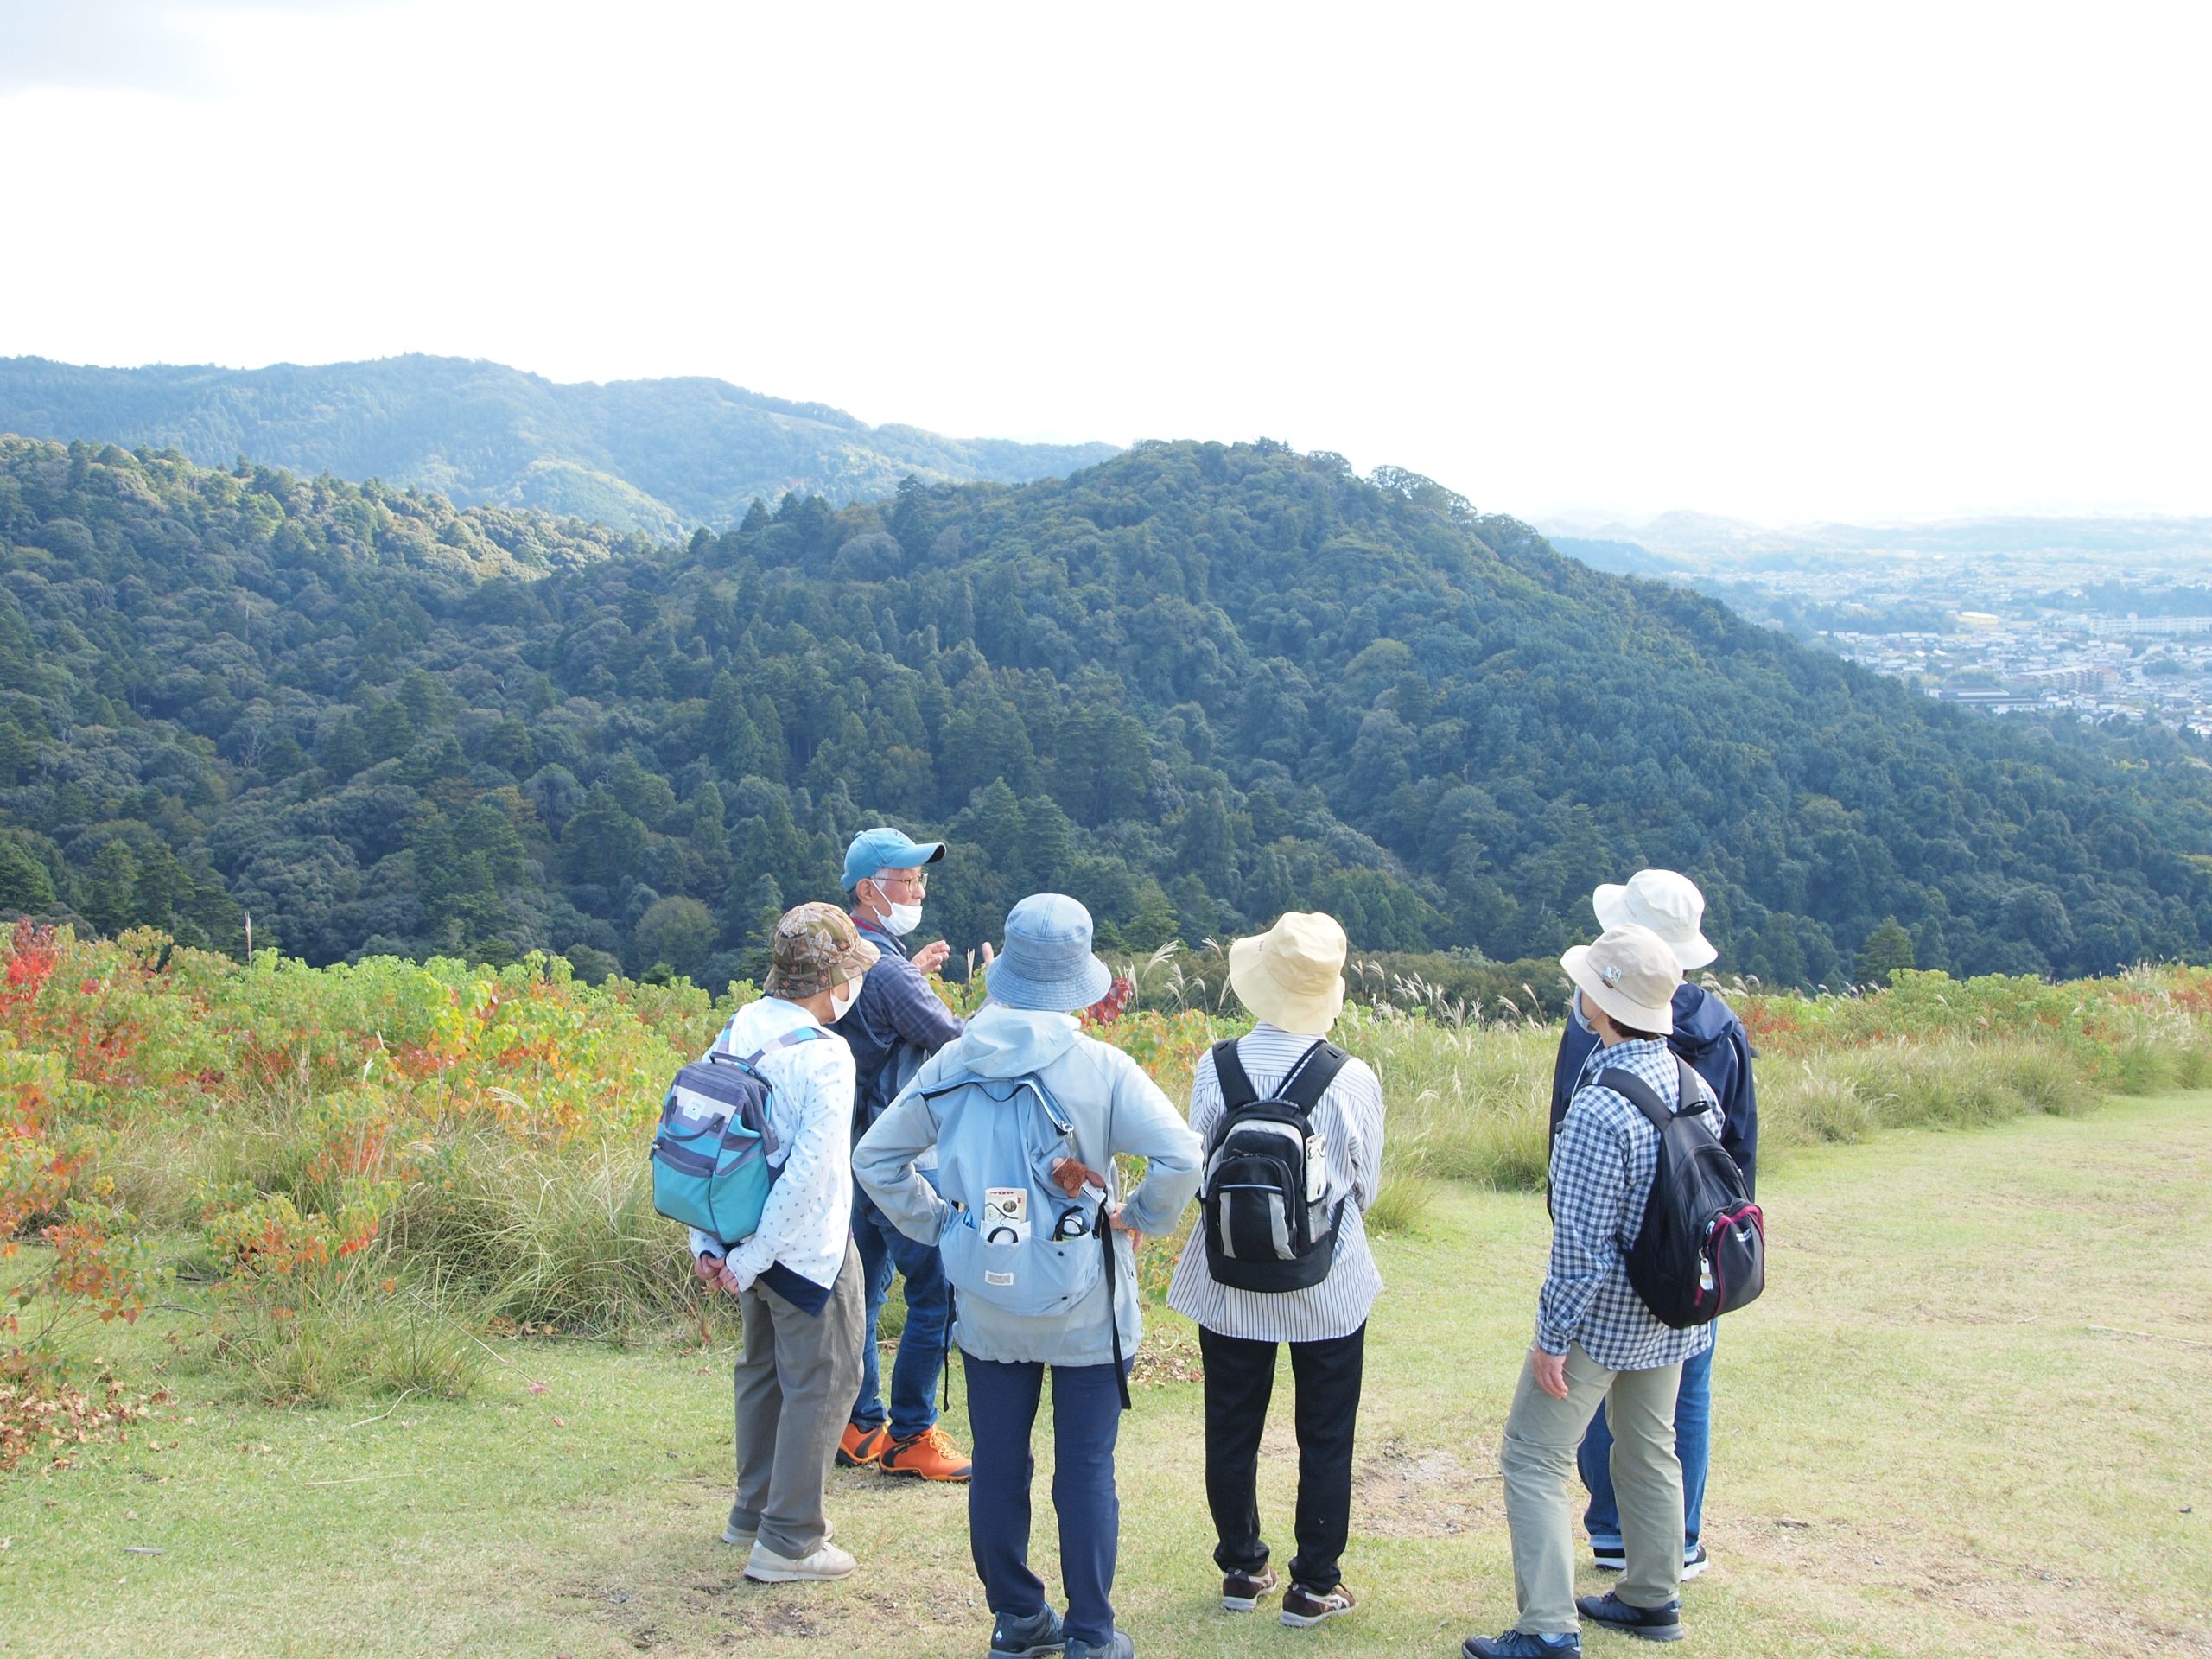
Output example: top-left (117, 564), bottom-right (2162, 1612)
top-left (1679, 546), bottom-right (2212, 741)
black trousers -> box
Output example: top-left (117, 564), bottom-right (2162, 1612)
top-left (1198, 1322), bottom-right (1366, 1593)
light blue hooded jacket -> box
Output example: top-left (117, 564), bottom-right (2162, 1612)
top-left (853, 1004), bottom-right (1202, 1368)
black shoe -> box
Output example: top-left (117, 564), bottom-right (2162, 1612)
top-left (992, 1606), bottom-right (1065, 1657)
top-left (1590, 1544), bottom-right (1624, 1573)
top-left (1680, 1542), bottom-right (1707, 1580)
top-left (1576, 1592), bottom-right (1682, 1643)
top-left (1463, 1632), bottom-right (1580, 1658)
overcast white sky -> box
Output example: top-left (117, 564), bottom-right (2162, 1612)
top-left (3, 0), bottom-right (2208, 524)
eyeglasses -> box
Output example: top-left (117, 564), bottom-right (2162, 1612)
top-left (874, 871), bottom-right (928, 894)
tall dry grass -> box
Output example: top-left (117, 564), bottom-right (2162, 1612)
top-left (9, 920), bottom-right (2212, 1402)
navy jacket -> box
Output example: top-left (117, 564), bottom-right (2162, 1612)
top-left (1549, 982), bottom-right (1758, 1196)
top-left (842, 916), bottom-right (964, 1140)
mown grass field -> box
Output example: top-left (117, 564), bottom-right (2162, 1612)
top-left (3, 1090), bottom-right (2206, 1659)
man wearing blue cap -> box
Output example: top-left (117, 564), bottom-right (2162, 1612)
top-left (835, 825), bottom-right (988, 1483)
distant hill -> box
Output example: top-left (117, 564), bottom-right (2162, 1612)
top-left (5, 435), bottom-right (2209, 990)
top-left (1545, 509), bottom-right (2212, 571)
top-left (1547, 536), bottom-right (1685, 577)
top-left (0, 354), bottom-right (1121, 538)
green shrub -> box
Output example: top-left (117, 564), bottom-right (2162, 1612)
top-left (1363, 1172), bottom-right (1440, 1236)
top-left (204, 1262), bottom-right (486, 1407)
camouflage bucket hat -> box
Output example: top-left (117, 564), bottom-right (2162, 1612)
top-left (764, 901), bottom-right (880, 999)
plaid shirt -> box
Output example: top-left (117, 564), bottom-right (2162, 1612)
top-left (1536, 1036), bottom-right (1719, 1372)
top-left (842, 918), bottom-right (963, 1138)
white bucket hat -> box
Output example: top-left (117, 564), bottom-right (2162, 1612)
top-left (1561, 925), bottom-right (1683, 1035)
top-left (1592, 869), bottom-right (1716, 971)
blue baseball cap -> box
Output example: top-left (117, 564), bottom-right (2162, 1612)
top-left (842, 826), bottom-right (947, 892)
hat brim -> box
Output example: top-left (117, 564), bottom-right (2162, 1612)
top-left (1560, 944), bottom-right (1675, 1034)
top-left (1227, 933), bottom-right (1346, 1036)
top-left (982, 951), bottom-right (1113, 1014)
top-left (764, 934), bottom-right (880, 1000)
top-left (843, 838), bottom-right (947, 889)
top-left (1591, 883), bottom-right (1717, 972)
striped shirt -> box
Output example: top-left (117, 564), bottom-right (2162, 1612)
top-left (1538, 1035), bottom-right (1719, 1372)
top-left (1166, 1023), bottom-right (1385, 1344)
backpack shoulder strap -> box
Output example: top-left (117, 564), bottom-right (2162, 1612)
top-left (1592, 1066), bottom-right (1672, 1135)
top-left (1277, 1041), bottom-right (1350, 1113)
top-left (1211, 1039), bottom-right (1258, 1110)
top-left (740, 1025), bottom-right (829, 1066)
top-left (1672, 1054), bottom-right (1713, 1116)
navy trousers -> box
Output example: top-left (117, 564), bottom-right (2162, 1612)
top-left (962, 1351), bottom-right (1127, 1648)
top-left (849, 1180), bottom-right (951, 1440)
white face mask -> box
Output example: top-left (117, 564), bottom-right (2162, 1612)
top-left (829, 980), bottom-right (859, 1023)
top-left (880, 900), bottom-right (925, 938)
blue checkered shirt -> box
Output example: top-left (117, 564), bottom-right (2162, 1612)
top-left (1536, 1036), bottom-right (1719, 1372)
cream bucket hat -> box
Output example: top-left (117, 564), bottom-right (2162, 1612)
top-left (1227, 912), bottom-right (1348, 1036)
top-left (1592, 868), bottom-right (1717, 971)
top-left (1560, 924), bottom-right (1682, 1035)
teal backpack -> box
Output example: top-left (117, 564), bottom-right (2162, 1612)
top-left (650, 1027), bottom-right (826, 1248)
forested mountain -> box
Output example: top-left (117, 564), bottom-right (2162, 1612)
top-left (0, 356), bottom-right (1120, 539)
top-left (5, 435), bottom-right (2211, 992)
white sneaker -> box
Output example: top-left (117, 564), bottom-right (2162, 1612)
top-left (1680, 1543), bottom-right (1708, 1580)
top-left (744, 1539), bottom-right (856, 1583)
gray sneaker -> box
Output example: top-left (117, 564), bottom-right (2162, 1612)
top-left (1063, 1634), bottom-right (1135, 1659)
top-left (991, 1606), bottom-right (1065, 1657)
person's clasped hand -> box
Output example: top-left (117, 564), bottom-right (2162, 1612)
top-left (696, 1252), bottom-right (744, 1296)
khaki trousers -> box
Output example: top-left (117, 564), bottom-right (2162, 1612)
top-left (1498, 1344), bottom-right (1684, 1635)
top-left (731, 1241), bottom-right (864, 1559)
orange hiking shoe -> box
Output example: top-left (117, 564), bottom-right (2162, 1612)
top-left (879, 1425), bottom-right (972, 1482)
top-left (837, 1422), bottom-right (893, 1469)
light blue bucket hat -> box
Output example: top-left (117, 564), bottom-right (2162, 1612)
top-left (983, 893), bottom-right (1113, 1014)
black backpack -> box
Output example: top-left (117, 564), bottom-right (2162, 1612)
top-left (1595, 1057), bottom-right (1766, 1329)
top-left (1199, 1038), bottom-right (1349, 1293)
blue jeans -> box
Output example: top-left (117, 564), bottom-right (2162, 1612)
top-left (963, 1351), bottom-right (1127, 1649)
top-left (849, 1181), bottom-right (951, 1440)
top-left (1583, 1334), bottom-right (1713, 1554)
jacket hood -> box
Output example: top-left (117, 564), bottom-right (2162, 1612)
top-left (950, 1004), bottom-right (1084, 1077)
top-left (1671, 982), bottom-right (1740, 1054)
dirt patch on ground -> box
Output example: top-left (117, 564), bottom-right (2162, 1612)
top-left (1351, 1438), bottom-right (1499, 1539)
top-left (1722, 1512), bottom-right (2212, 1657)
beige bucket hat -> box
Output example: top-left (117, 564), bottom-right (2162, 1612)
top-left (1227, 912), bottom-right (1348, 1036)
top-left (1560, 924), bottom-right (1682, 1035)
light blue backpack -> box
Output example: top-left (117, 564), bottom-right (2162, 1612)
top-left (922, 1067), bottom-right (1115, 1273)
